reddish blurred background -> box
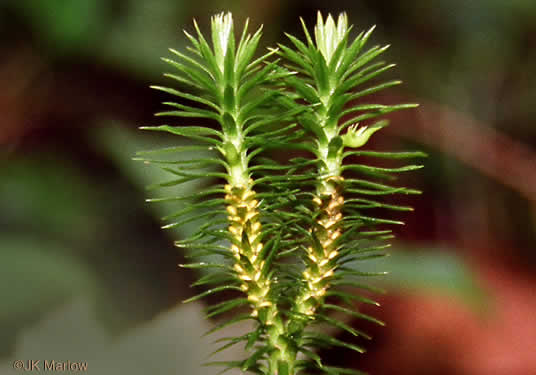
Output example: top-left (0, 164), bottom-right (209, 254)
top-left (1, 1), bottom-right (535, 374)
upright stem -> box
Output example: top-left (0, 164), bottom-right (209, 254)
top-left (282, 135), bottom-right (346, 375)
top-left (225, 179), bottom-right (271, 313)
top-left (224, 148), bottom-right (296, 375)
top-left (296, 175), bottom-right (344, 318)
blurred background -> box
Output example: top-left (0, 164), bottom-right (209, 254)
top-left (1, 1), bottom-right (535, 374)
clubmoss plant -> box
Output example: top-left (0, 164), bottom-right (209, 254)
top-left (139, 11), bottom-right (424, 375)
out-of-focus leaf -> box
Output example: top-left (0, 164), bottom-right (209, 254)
top-left (0, 298), bottom-right (245, 375)
top-left (0, 237), bottom-right (95, 322)
top-left (349, 246), bottom-right (488, 311)
top-left (94, 124), bottom-right (223, 274)
top-left (94, 124), bottom-right (217, 236)
top-left (96, 1), bottom-right (191, 76)
top-left (3, 0), bottom-right (190, 75)
top-left (4, 0), bottom-right (107, 53)
top-left (0, 157), bottom-right (105, 245)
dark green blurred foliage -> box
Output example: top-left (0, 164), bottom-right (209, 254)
top-left (0, 146), bottom-right (195, 353)
top-left (1, 0), bottom-right (535, 373)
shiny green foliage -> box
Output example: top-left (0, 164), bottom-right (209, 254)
top-left (139, 11), bottom-right (423, 375)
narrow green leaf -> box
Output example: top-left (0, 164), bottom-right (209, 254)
top-left (341, 44), bottom-right (390, 83)
top-left (205, 298), bottom-right (248, 318)
top-left (246, 328), bottom-right (262, 350)
top-left (325, 290), bottom-right (380, 307)
top-left (140, 125), bottom-right (223, 145)
top-left (209, 334), bottom-right (248, 356)
top-left (165, 209), bottom-right (223, 230)
top-left (323, 303), bottom-right (385, 326)
top-left (298, 348), bottom-right (323, 368)
top-left (323, 365), bottom-right (367, 375)
top-left (150, 85), bottom-right (220, 111)
top-left (241, 347), bottom-right (270, 372)
top-left (299, 17), bottom-right (315, 48)
top-left (237, 27), bottom-right (263, 78)
top-left (344, 150), bottom-right (427, 159)
top-left (191, 273), bottom-right (235, 287)
top-left (285, 32), bottom-right (311, 57)
top-left (193, 18), bottom-right (221, 76)
top-left (315, 313), bottom-right (372, 339)
top-left (312, 50), bottom-right (330, 97)
top-left (169, 48), bottom-right (215, 80)
top-left (278, 44), bottom-right (314, 75)
top-left (179, 262), bottom-right (231, 270)
top-left (162, 72), bottom-right (204, 90)
top-left (344, 197), bottom-right (413, 212)
top-left (343, 164), bottom-right (424, 174)
top-left (136, 145), bottom-right (212, 156)
top-left (304, 332), bottom-right (366, 354)
top-left (183, 285), bottom-right (242, 304)
top-left (162, 57), bottom-right (214, 91)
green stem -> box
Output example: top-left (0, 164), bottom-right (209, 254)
top-left (224, 142), bottom-right (298, 374)
top-left (282, 137), bottom-right (345, 373)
